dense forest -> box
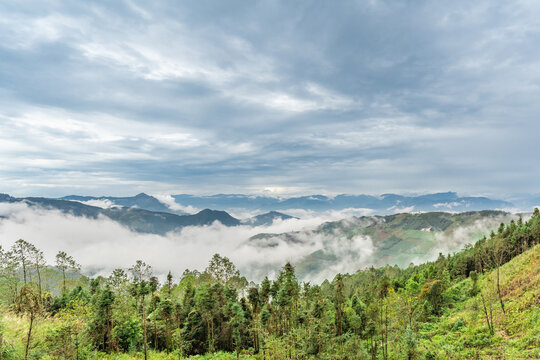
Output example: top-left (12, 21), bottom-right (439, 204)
top-left (0, 209), bottom-right (539, 359)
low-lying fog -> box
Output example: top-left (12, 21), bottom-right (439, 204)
top-left (0, 202), bottom-right (516, 283)
top-left (0, 202), bottom-right (379, 282)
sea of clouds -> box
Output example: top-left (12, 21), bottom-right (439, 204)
top-left (0, 202), bottom-right (378, 283)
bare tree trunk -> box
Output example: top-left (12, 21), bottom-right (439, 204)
top-left (165, 318), bottom-right (170, 353)
top-left (177, 316), bottom-right (183, 360)
top-left (379, 306), bottom-right (386, 360)
top-left (35, 265), bottom-right (42, 300)
top-left (480, 294), bottom-right (493, 334)
top-left (496, 266), bottom-right (506, 315)
top-left (385, 303), bottom-right (388, 359)
top-left (62, 268), bottom-right (66, 293)
top-left (153, 300), bottom-right (158, 351)
top-left (143, 297), bottom-right (148, 360)
top-left (25, 313), bottom-right (34, 360)
top-left (22, 260), bottom-right (27, 284)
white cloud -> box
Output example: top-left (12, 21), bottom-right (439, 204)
top-left (433, 201), bottom-right (464, 209)
top-left (0, 202), bottom-right (369, 282)
top-left (387, 205), bottom-right (415, 213)
top-left (152, 194), bottom-right (198, 214)
top-left (408, 215), bottom-right (518, 265)
top-left (74, 199), bottom-right (117, 209)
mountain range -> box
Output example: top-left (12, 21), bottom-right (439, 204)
top-left (29, 192), bottom-right (518, 215)
top-left (61, 193), bottom-right (184, 214)
top-left (0, 192), bottom-right (530, 281)
top-left (171, 191), bottom-right (515, 213)
top-left (41, 191), bottom-right (532, 216)
top-left (0, 191), bottom-right (527, 238)
top-left (0, 193), bottom-right (292, 234)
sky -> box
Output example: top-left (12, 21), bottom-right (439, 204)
top-left (1, 0), bottom-right (539, 198)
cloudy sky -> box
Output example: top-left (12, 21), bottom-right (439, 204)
top-left (1, 0), bottom-right (539, 198)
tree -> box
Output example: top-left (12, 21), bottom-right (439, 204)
top-left (173, 301), bottom-right (184, 357)
top-left (333, 274), bottom-right (345, 336)
top-left (205, 254), bottom-right (240, 285)
top-left (30, 246), bottom-right (45, 300)
top-left (403, 326), bottom-right (417, 360)
top-left (149, 276), bottom-right (160, 351)
top-left (55, 251), bottom-right (81, 294)
top-left (420, 280), bottom-right (444, 316)
top-left (160, 298), bottom-right (174, 353)
top-left (0, 308), bottom-right (5, 360)
top-left (469, 270), bottom-right (479, 297)
top-left (247, 286), bottom-right (261, 353)
top-left (197, 283), bottom-right (218, 353)
top-left (229, 302), bottom-right (244, 359)
top-left (167, 271), bottom-right (174, 297)
top-left (94, 284), bottom-right (115, 352)
top-left (17, 285), bottom-right (41, 360)
top-left (491, 234), bottom-right (507, 315)
top-left (0, 246), bottom-right (19, 304)
top-left (480, 289), bottom-right (494, 335)
top-left (130, 260), bottom-right (152, 360)
top-left (108, 268), bottom-right (128, 289)
top-left (11, 239), bottom-right (33, 284)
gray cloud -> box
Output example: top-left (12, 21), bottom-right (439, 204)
top-left (1, 0), bottom-right (539, 197)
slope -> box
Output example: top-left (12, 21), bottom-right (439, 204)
top-left (417, 245), bottom-right (539, 359)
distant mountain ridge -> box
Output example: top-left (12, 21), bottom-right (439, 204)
top-left (51, 191), bottom-right (517, 215)
top-left (0, 193), bottom-right (297, 234)
top-left (61, 193), bottom-right (185, 215)
top-left (0, 194), bottom-right (240, 235)
top-left (172, 191), bottom-right (513, 213)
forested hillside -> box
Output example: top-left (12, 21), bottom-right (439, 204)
top-left (0, 209), bottom-right (539, 359)
top-left (250, 210), bottom-right (517, 280)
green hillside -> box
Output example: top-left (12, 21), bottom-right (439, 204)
top-left (0, 210), bottom-right (538, 359)
top-left (416, 244), bottom-right (539, 359)
top-left (255, 210), bottom-right (518, 279)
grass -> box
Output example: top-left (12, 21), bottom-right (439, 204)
top-left (417, 245), bottom-right (540, 359)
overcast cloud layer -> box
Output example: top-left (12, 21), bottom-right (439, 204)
top-left (1, 1), bottom-right (539, 197)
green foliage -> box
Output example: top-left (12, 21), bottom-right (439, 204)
top-left (0, 209), bottom-right (539, 359)
top-left (403, 326), bottom-right (417, 359)
top-left (112, 314), bottom-right (142, 352)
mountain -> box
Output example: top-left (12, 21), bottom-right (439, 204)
top-left (60, 193), bottom-right (185, 215)
top-left (247, 210), bottom-right (519, 280)
top-left (172, 192), bottom-right (513, 214)
top-left (0, 194), bottom-right (239, 235)
top-left (244, 211), bottom-right (296, 226)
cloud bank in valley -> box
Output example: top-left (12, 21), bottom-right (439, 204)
top-left (0, 202), bottom-right (521, 283)
top-left (0, 203), bottom-right (377, 282)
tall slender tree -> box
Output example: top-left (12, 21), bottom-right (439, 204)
top-left (130, 260), bottom-right (152, 360)
top-left (30, 247), bottom-right (45, 300)
top-left (12, 239), bottom-right (33, 284)
top-left (55, 251), bottom-right (81, 293)
top-left (17, 285), bottom-right (41, 360)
